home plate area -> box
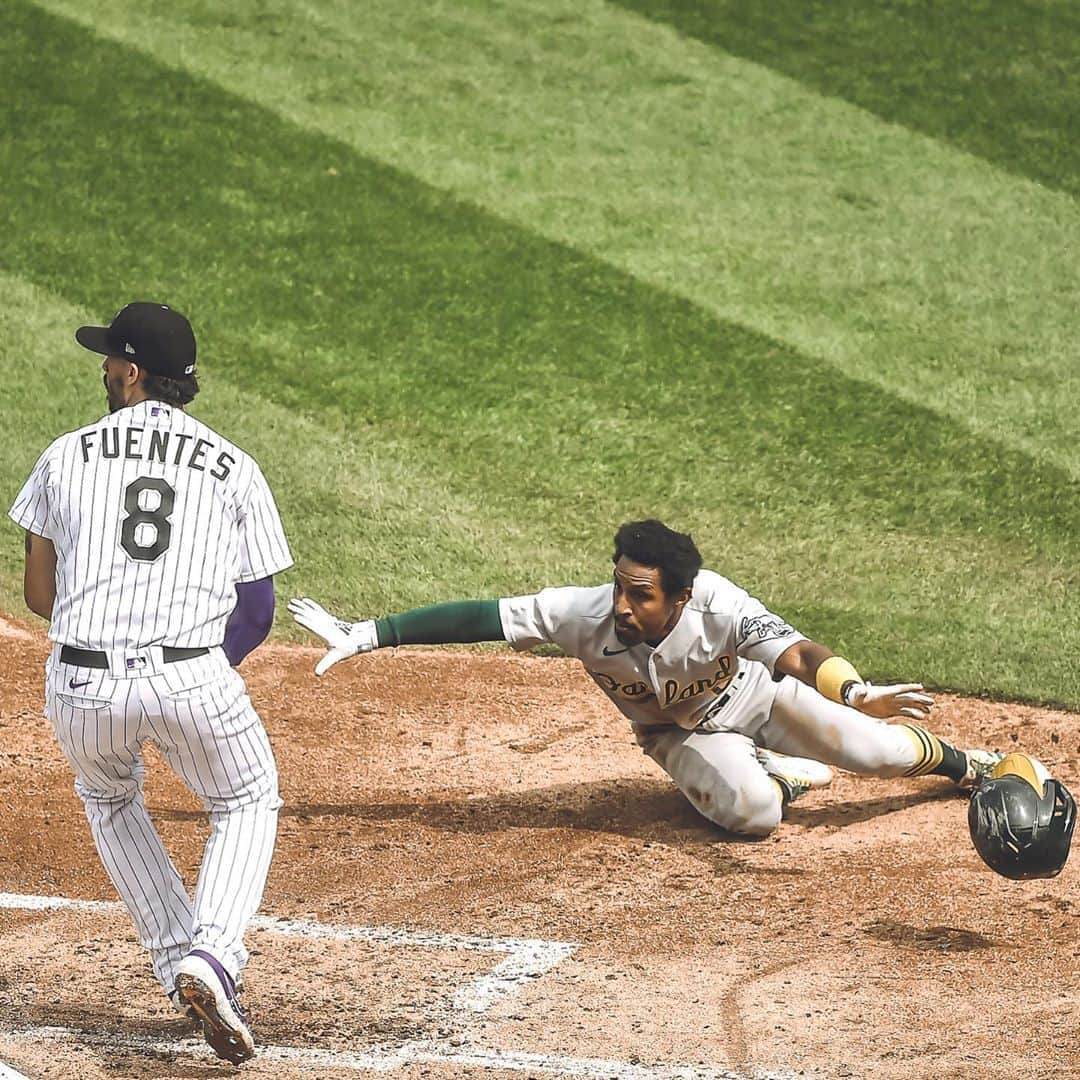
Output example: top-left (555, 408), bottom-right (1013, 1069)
top-left (2, 639), bottom-right (1076, 1079)
top-left (0, 893), bottom-right (774, 1080)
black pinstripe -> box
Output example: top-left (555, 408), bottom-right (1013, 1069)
top-left (46, 649), bottom-right (280, 992)
top-left (9, 402), bottom-right (292, 650)
top-left (14, 398), bottom-right (292, 999)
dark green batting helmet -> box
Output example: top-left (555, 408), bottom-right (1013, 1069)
top-left (968, 753), bottom-right (1075, 880)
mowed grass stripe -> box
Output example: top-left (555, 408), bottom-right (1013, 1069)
top-left (0, 273), bottom-right (555, 619)
top-left (31, 0), bottom-right (1080, 478)
top-left (3, 271), bottom-right (1076, 701)
top-left (4, 2), bottom-right (1080, 703)
top-left (614, 0), bottom-right (1080, 199)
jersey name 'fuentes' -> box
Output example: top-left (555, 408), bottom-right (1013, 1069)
top-left (9, 400), bottom-right (292, 651)
top-left (77, 423), bottom-right (237, 481)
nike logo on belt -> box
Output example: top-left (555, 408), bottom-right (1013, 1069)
top-left (68, 679), bottom-right (93, 690)
top-left (602, 646), bottom-right (630, 656)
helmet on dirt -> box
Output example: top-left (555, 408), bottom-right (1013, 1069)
top-left (968, 753), bottom-right (1076, 880)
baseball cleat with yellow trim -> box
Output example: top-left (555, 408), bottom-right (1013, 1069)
top-left (756, 748), bottom-right (833, 804)
top-left (958, 749), bottom-right (1006, 791)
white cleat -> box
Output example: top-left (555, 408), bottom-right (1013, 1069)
top-left (174, 949), bottom-right (254, 1064)
top-left (958, 749), bottom-right (1005, 791)
top-left (756, 748), bottom-right (834, 803)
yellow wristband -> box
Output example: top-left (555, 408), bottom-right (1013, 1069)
top-left (816, 655), bottom-right (862, 704)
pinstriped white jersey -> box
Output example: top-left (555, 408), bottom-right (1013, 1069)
top-left (9, 399), bottom-right (292, 650)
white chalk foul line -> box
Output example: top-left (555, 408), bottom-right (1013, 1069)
top-left (0, 891), bottom-right (575, 1015)
top-left (0, 1062), bottom-right (31, 1080)
top-left (405, 1040), bottom-right (798, 1080)
top-left (13, 1027), bottom-right (796, 1080)
top-left (0, 892), bottom-right (795, 1080)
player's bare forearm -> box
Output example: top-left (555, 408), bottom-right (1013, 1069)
top-left (23, 530), bottom-right (57, 619)
top-left (774, 639), bottom-right (834, 686)
top-left (777, 637), bottom-right (934, 720)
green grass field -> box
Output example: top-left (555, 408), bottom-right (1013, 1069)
top-left (2, 0), bottom-right (1079, 704)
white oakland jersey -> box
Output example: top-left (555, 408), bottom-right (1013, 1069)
top-left (499, 569), bottom-right (806, 731)
top-left (9, 399), bottom-right (292, 649)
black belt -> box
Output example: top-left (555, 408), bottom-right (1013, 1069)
top-left (59, 645), bottom-right (210, 669)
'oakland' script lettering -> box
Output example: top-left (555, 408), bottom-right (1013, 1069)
top-left (662, 660), bottom-right (733, 707)
top-left (588, 671), bottom-right (654, 700)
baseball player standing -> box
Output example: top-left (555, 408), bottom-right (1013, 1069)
top-left (8, 303), bottom-right (292, 1063)
top-left (291, 519), bottom-right (1001, 836)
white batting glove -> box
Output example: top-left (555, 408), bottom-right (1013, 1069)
top-left (844, 681), bottom-right (934, 721)
top-left (288, 597), bottom-right (378, 676)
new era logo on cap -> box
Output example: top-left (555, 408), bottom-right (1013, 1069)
top-left (75, 302), bottom-right (197, 380)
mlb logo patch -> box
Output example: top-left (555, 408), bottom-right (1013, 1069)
top-left (126, 656), bottom-right (148, 670)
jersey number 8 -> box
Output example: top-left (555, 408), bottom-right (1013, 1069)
top-left (120, 477), bottom-right (176, 562)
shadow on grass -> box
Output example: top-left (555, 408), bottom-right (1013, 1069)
top-left (7, 0), bottom-right (1080, 704)
top-left (614, 0), bottom-right (1080, 198)
top-left (5, 0), bottom-right (1080, 562)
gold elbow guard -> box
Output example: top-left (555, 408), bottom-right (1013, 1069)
top-left (816, 655), bottom-right (862, 704)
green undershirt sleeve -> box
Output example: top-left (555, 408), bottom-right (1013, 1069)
top-left (374, 599), bottom-right (506, 648)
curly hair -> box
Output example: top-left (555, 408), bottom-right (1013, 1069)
top-left (142, 371), bottom-right (199, 406)
top-left (612, 519), bottom-right (702, 596)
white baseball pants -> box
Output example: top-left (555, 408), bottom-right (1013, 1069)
top-left (45, 645), bottom-right (281, 994)
top-left (636, 673), bottom-right (922, 836)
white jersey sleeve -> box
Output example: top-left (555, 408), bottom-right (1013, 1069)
top-left (236, 463), bottom-right (293, 582)
top-left (732, 590), bottom-right (805, 673)
top-left (8, 445), bottom-right (57, 540)
top-left (498, 586), bottom-right (609, 656)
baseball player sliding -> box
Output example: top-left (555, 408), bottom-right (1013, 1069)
top-left (9, 303), bottom-right (292, 1064)
top-left (292, 519), bottom-right (1002, 836)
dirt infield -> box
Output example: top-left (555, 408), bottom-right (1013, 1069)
top-left (0, 618), bottom-right (1077, 1079)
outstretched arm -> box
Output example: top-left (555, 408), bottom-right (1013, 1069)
top-left (289, 597), bottom-right (505, 676)
top-left (774, 638), bottom-right (934, 721)
top-left (375, 600), bottom-right (505, 647)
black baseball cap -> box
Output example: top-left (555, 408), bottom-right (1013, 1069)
top-left (76, 302), bottom-right (197, 378)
